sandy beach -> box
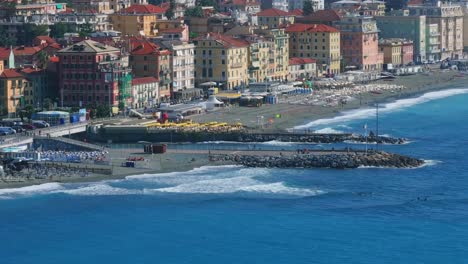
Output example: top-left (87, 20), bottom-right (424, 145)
top-left (1, 69), bottom-right (467, 189)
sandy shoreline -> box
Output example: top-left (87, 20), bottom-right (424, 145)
top-left (1, 70), bottom-right (467, 190)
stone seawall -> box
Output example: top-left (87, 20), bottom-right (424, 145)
top-left (90, 128), bottom-right (407, 145)
top-left (210, 151), bottom-right (423, 169)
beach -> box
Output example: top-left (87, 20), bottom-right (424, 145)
top-left (1, 69), bottom-right (467, 189)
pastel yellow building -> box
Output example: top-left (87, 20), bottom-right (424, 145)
top-left (246, 37), bottom-right (272, 83)
top-left (110, 4), bottom-right (164, 37)
top-left (285, 23), bottom-right (341, 75)
top-left (257, 8), bottom-right (295, 29)
top-left (0, 68), bottom-right (29, 115)
top-left (379, 39), bottom-right (402, 65)
top-left (194, 33), bottom-right (249, 90)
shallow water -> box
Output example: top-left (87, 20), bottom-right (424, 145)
top-left (1, 89), bottom-right (468, 263)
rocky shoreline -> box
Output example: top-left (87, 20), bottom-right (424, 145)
top-left (210, 151), bottom-right (424, 169)
top-left (237, 133), bottom-right (407, 145)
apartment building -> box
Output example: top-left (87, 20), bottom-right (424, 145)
top-left (379, 39), bottom-right (414, 66)
top-left (334, 15), bottom-right (383, 71)
top-left (288, 57), bottom-right (317, 80)
top-left (409, 1), bottom-right (464, 59)
top-left (129, 38), bottom-right (171, 100)
top-left (285, 23), bottom-right (341, 74)
top-left (257, 8), bottom-right (295, 29)
top-left (289, 0), bottom-right (325, 11)
top-left (193, 33), bottom-right (249, 90)
top-left (0, 68), bottom-right (29, 116)
top-left (110, 4), bottom-right (165, 37)
top-left (156, 40), bottom-right (195, 91)
top-left (375, 14), bottom-right (427, 62)
top-left (57, 40), bottom-right (132, 108)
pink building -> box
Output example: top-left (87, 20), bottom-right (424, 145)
top-left (334, 15), bottom-right (383, 71)
top-left (402, 41), bottom-right (414, 65)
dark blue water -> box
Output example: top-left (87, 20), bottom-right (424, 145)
top-left (1, 89), bottom-right (468, 264)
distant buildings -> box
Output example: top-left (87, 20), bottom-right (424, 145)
top-left (0, 69), bottom-right (28, 115)
top-left (110, 4), bottom-right (165, 37)
top-left (289, 0), bottom-right (325, 11)
top-left (131, 77), bottom-right (159, 108)
top-left (379, 39), bottom-right (414, 65)
top-left (156, 40), bottom-right (195, 91)
top-left (375, 14), bottom-right (427, 62)
top-left (257, 8), bottom-right (295, 29)
top-left (408, 1), bottom-right (464, 59)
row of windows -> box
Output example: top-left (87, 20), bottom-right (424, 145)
top-left (63, 84), bottom-right (109, 90)
top-left (64, 95), bottom-right (112, 103)
top-left (62, 73), bottom-right (100, 80)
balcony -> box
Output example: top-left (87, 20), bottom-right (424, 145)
top-left (428, 49), bottom-right (441, 53)
top-left (231, 63), bottom-right (244, 68)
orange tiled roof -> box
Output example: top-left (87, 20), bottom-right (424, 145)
top-left (119, 4), bottom-right (166, 14)
top-left (195, 33), bottom-right (249, 48)
top-left (0, 69), bottom-right (24, 79)
top-left (285, 23), bottom-right (339, 33)
top-left (257, 8), bottom-right (292, 17)
top-left (289, 57), bottom-right (316, 65)
top-left (132, 77), bottom-right (159, 85)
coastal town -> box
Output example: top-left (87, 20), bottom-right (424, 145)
top-left (0, 0), bottom-right (467, 183)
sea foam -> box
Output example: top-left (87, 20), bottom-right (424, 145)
top-left (294, 88), bottom-right (468, 129)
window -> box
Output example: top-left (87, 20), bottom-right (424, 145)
top-left (222, 59), bottom-right (225, 64)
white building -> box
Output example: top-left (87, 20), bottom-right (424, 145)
top-left (289, 0), bottom-right (325, 11)
top-left (272, 0), bottom-right (289, 11)
top-left (288, 57), bottom-right (317, 80)
top-left (131, 77), bottom-right (159, 108)
top-left (157, 40), bottom-right (195, 91)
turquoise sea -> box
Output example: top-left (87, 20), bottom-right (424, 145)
top-left (1, 88), bottom-right (468, 263)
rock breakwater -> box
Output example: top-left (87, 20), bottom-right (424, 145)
top-left (210, 151), bottom-right (423, 169)
top-left (237, 133), bottom-right (407, 145)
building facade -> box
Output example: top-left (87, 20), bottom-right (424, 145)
top-left (156, 40), bottom-right (195, 92)
top-left (193, 33), bottom-right (249, 90)
top-left (129, 38), bottom-right (172, 100)
top-left (110, 4), bottom-right (164, 37)
top-left (285, 23), bottom-right (341, 74)
top-left (131, 77), bottom-right (159, 108)
top-left (409, 2), bottom-right (464, 59)
top-left (334, 15), bottom-right (383, 71)
top-left (288, 57), bottom-right (317, 80)
top-left (289, 0), bottom-right (325, 11)
top-left (427, 23), bottom-right (442, 61)
top-left (57, 40), bottom-right (132, 108)
top-left (0, 69), bottom-right (29, 116)
top-left (257, 8), bottom-right (295, 29)
top-left (375, 14), bottom-right (427, 62)
top-left (379, 39), bottom-right (414, 66)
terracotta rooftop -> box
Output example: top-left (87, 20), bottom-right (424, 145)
top-left (194, 33), bottom-right (249, 48)
top-left (289, 57), bottom-right (317, 65)
top-left (130, 38), bottom-right (170, 56)
top-left (257, 8), bottom-right (292, 17)
top-left (285, 23), bottom-right (339, 33)
top-left (301, 10), bottom-right (342, 22)
top-left (289, 9), bottom-right (303, 16)
top-left (0, 69), bottom-right (24, 79)
top-left (119, 4), bottom-right (166, 14)
top-left (132, 77), bottom-right (159, 85)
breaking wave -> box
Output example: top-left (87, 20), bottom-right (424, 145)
top-left (294, 88), bottom-right (468, 129)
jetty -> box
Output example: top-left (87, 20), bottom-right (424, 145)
top-left (208, 150), bottom-right (423, 169)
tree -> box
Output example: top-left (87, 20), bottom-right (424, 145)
top-left (50, 22), bottom-right (69, 39)
top-left (37, 51), bottom-right (49, 68)
top-left (303, 0), bottom-right (314, 16)
top-left (43, 98), bottom-right (52, 110)
top-left (165, 0), bottom-right (176, 19)
top-left (0, 26), bottom-right (17, 46)
top-left (79, 22), bottom-right (93, 37)
top-left (386, 0), bottom-right (405, 12)
top-left (20, 105), bottom-right (35, 121)
top-left (18, 24), bottom-right (48, 45)
top-left (185, 6), bottom-right (204, 17)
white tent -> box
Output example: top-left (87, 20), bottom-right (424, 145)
top-left (206, 95), bottom-right (224, 111)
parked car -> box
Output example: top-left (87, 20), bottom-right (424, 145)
top-left (11, 125), bottom-right (25, 133)
top-left (22, 124), bottom-right (36, 130)
top-left (0, 127), bottom-right (16, 136)
top-left (32, 120), bottom-right (50, 128)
